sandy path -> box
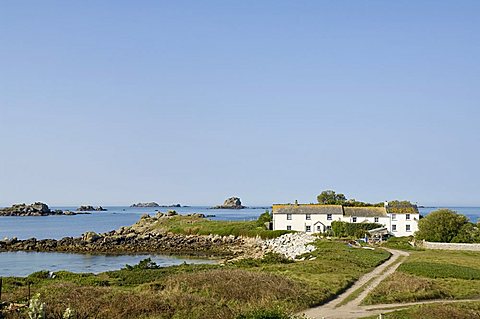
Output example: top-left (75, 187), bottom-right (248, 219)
top-left (299, 248), bottom-right (410, 319)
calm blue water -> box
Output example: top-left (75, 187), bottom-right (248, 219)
top-left (0, 251), bottom-right (217, 277)
top-left (0, 206), bottom-right (268, 240)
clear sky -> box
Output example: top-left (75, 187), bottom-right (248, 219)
top-left (1, 1), bottom-right (479, 207)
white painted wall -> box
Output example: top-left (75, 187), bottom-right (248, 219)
top-left (273, 212), bottom-right (419, 237)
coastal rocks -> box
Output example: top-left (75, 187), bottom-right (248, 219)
top-left (0, 213), bottom-right (254, 257)
top-left (130, 203), bottom-right (182, 208)
top-left (212, 197), bottom-right (245, 209)
top-left (76, 206), bottom-right (107, 211)
top-left (131, 202), bottom-right (160, 208)
top-left (82, 231), bottom-right (101, 243)
top-left (0, 203), bottom-right (79, 216)
top-left (262, 233), bottom-right (317, 259)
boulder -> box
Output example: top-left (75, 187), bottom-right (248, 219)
top-left (82, 232), bottom-right (101, 243)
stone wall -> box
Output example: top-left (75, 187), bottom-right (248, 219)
top-left (421, 241), bottom-right (480, 251)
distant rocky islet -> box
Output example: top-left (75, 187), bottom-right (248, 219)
top-left (0, 203), bottom-right (88, 217)
top-left (77, 205), bottom-right (107, 212)
top-left (212, 197), bottom-right (245, 209)
top-left (130, 202), bottom-right (182, 208)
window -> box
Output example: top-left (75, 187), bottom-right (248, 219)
top-left (305, 225), bottom-right (311, 232)
top-left (287, 214), bottom-right (292, 220)
top-left (374, 217), bottom-right (379, 223)
top-left (306, 214), bottom-right (311, 220)
top-left (327, 214), bottom-right (332, 220)
top-left (352, 217), bottom-right (357, 223)
top-left (392, 214), bottom-right (397, 221)
top-left (287, 225), bottom-right (292, 231)
top-left (406, 225), bottom-right (411, 232)
top-left (392, 224), bottom-right (397, 232)
top-left (316, 225), bottom-right (321, 232)
top-left (406, 214), bottom-right (411, 220)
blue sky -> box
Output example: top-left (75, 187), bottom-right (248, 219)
top-left (1, 1), bottom-right (479, 206)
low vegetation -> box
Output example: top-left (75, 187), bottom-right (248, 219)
top-left (360, 302), bottom-right (480, 319)
top-left (364, 249), bottom-right (480, 305)
top-left (0, 240), bottom-right (390, 319)
top-left (331, 221), bottom-right (382, 238)
top-left (381, 236), bottom-right (423, 251)
top-left (416, 209), bottom-right (480, 243)
top-left (147, 213), bottom-right (289, 239)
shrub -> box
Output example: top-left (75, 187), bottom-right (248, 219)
top-left (416, 209), bottom-right (469, 242)
top-left (123, 258), bottom-right (160, 270)
top-left (331, 221), bottom-right (381, 238)
top-left (256, 210), bottom-right (273, 228)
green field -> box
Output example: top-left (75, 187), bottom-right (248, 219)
top-left (0, 240), bottom-right (390, 319)
top-left (364, 249), bottom-right (480, 305)
top-left (360, 302), bottom-right (480, 319)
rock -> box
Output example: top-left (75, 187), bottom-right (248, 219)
top-left (82, 232), bottom-right (101, 243)
top-left (76, 205), bottom-right (107, 211)
top-left (167, 210), bottom-right (178, 216)
top-left (262, 233), bottom-right (317, 260)
top-left (0, 202), bottom-right (76, 216)
top-left (212, 197), bottom-right (245, 209)
top-left (188, 213), bottom-right (206, 218)
top-left (130, 202), bottom-right (160, 208)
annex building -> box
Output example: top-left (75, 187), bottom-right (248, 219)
top-left (272, 202), bottom-right (419, 237)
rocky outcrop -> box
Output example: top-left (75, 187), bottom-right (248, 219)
top-left (130, 202), bottom-right (160, 208)
top-left (130, 203), bottom-right (182, 208)
top-left (76, 206), bottom-right (107, 211)
top-left (0, 203), bottom-right (83, 216)
top-left (262, 233), bottom-right (317, 259)
top-left (0, 213), bottom-right (259, 257)
top-left (212, 197), bottom-right (245, 209)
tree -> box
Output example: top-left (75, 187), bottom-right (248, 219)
top-left (317, 190), bottom-right (347, 205)
top-left (415, 209), bottom-right (469, 242)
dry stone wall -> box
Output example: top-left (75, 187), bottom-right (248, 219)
top-left (421, 241), bottom-right (480, 251)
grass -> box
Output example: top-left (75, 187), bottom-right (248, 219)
top-left (0, 240), bottom-right (390, 319)
top-left (360, 302), bottom-right (480, 319)
top-left (381, 236), bottom-right (423, 251)
top-left (146, 215), bottom-right (290, 239)
top-left (399, 262), bottom-right (480, 280)
top-left (364, 249), bottom-right (480, 305)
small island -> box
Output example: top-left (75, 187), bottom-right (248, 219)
top-left (0, 202), bottom-right (83, 216)
top-left (76, 205), bottom-right (107, 212)
top-left (212, 197), bottom-right (245, 209)
top-left (130, 202), bottom-right (182, 208)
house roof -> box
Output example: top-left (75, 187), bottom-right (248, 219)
top-left (386, 206), bottom-right (419, 215)
top-left (343, 207), bottom-right (388, 217)
top-left (272, 204), bottom-right (344, 215)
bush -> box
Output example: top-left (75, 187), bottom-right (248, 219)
top-left (256, 210), bottom-right (273, 228)
top-left (331, 221), bottom-right (381, 238)
top-left (123, 258), bottom-right (160, 270)
top-left (416, 209), bottom-right (470, 242)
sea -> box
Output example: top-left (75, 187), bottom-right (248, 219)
top-left (0, 206), bottom-right (267, 276)
top-left (0, 205), bottom-right (478, 277)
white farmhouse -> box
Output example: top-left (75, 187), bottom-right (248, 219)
top-left (272, 203), bottom-right (419, 237)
